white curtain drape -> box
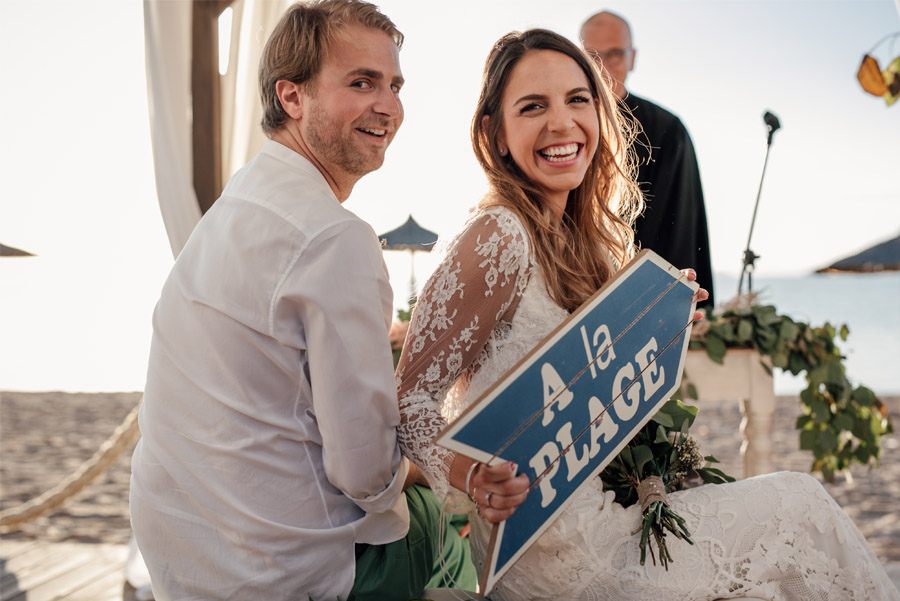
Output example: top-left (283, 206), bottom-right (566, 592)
top-left (143, 0), bottom-right (286, 259)
top-left (143, 0), bottom-right (201, 258)
top-left (223, 0), bottom-right (288, 179)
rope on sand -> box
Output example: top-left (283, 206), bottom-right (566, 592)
top-left (0, 401), bottom-right (141, 532)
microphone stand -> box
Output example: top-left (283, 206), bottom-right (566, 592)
top-left (737, 111), bottom-right (781, 297)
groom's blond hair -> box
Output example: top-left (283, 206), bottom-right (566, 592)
top-left (259, 0), bottom-right (403, 134)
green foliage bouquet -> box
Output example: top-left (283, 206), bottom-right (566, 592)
top-left (691, 300), bottom-right (893, 481)
top-left (600, 399), bottom-right (734, 569)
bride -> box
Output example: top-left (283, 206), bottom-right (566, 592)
top-left (395, 28), bottom-right (899, 600)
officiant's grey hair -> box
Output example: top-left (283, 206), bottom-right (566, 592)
top-left (259, 0), bottom-right (404, 134)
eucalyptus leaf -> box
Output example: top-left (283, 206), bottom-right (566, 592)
top-left (808, 364), bottom-right (829, 387)
top-left (665, 401), bottom-right (698, 432)
top-left (851, 416), bottom-right (872, 441)
top-left (686, 383), bottom-right (698, 400)
top-left (755, 327), bottom-right (777, 352)
top-left (779, 319), bottom-right (801, 343)
top-left (704, 334), bottom-right (727, 363)
top-left (811, 398), bottom-right (830, 422)
top-left (800, 429), bottom-right (817, 451)
top-left (817, 427), bottom-right (838, 453)
top-left (737, 319), bottom-right (753, 342)
top-left (870, 414), bottom-right (886, 441)
top-left (651, 411), bottom-right (675, 428)
top-left (619, 445), bottom-right (635, 468)
top-left (752, 304), bottom-right (782, 326)
top-left (799, 387), bottom-right (814, 407)
top-left (854, 445), bottom-right (873, 463)
top-left (788, 353), bottom-right (808, 375)
top-left (697, 467), bottom-right (735, 484)
top-left (824, 360), bottom-right (844, 385)
top-left (833, 413), bottom-right (853, 433)
top-left (677, 400), bottom-right (699, 418)
top-left (631, 444), bottom-right (654, 476)
top-left (655, 425), bottom-right (669, 444)
top-left (771, 351), bottom-right (788, 369)
top-left (852, 386), bottom-right (876, 407)
top-left (711, 321), bottom-right (736, 341)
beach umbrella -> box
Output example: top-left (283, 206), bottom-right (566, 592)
top-left (815, 234), bottom-right (900, 273)
top-left (379, 215), bottom-right (439, 302)
top-left (379, 215), bottom-right (439, 251)
top-left (0, 243), bottom-right (35, 257)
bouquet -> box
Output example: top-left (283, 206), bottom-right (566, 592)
top-left (600, 399), bottom-right (734, 569)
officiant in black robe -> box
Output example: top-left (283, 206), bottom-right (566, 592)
top-left (626, 94), bottom-right (715, 307)
top-left (581, 10), bottom-right (715, 308)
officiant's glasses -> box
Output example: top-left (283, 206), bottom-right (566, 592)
top-left (588, 47), bottom-right (633, 66)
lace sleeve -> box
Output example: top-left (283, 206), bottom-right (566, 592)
top-left (396, 208), bottom-right (531, 503)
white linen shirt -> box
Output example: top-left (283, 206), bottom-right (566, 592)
top-left (130, 139), bottom-right (409, 601)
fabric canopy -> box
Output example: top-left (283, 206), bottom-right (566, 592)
top-left (143, 0), bottom-right (201, 258)
top-left (143, 0), bottom-right (286, 259)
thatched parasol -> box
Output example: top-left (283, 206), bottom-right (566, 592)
top-left (816, 234), bottom-right (899, 273)
top-left (379, 215), bottom-right (438, 302)
top-left (0, 243), bottom-right (35, 258)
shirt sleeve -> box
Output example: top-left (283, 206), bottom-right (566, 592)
top-left (275, 218), bottom-right (408, 515)
top-left (395, 208), bottom-right (532, 502)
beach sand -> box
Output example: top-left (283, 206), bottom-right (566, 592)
top-left (1, 390), bottom-right (898, 565)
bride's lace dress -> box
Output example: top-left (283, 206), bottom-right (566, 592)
top-left (396, 206), bottom-right (899, 600)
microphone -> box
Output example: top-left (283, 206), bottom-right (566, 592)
top-left (763, 110), bottom-right (781, 145)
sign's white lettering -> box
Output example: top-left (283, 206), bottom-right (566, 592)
top-left (531, 334), bottom-right (667, 508)
top-left (540, 362), bottom-right (574, 427)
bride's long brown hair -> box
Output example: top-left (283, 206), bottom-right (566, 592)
top-left (472, 29), bottom-right (643, 312)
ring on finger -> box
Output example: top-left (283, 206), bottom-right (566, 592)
top-left (485, 491), bottom-right (494, 509)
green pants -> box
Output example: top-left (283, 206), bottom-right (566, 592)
top-left (349, 485), bottom-right (476, 601)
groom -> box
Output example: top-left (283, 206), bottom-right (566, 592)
top-left (130, 2), bottom-right (470, 599)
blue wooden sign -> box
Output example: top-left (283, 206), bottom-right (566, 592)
top-left (436, 250), bottom-right (698, 593)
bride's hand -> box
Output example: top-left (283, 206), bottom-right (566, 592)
top-left (681, 268), bottom-right (709, 322)
top-left (468, 461), bottom-right (530, 524)
top-left (451, 456), bottom-right (530, 524)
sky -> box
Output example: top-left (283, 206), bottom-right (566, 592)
top-left (0, 0), bottom-right (898, 392)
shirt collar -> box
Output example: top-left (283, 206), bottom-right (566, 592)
top-left (260, 139), bottom-right (339, 203)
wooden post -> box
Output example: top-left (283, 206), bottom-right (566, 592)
top-left (684, 349), bottom-right (776, 478)
top-left (191, 0), bottom-right (234, 214)
top-left (741, 355), bottom-right (777, 476)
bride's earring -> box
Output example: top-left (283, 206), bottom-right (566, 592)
top-left (498, 143), bottom-right (508, 157)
